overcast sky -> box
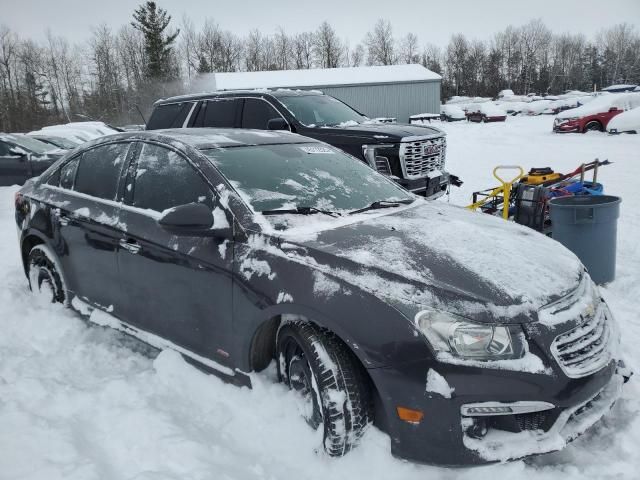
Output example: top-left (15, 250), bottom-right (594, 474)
top-left (3, 0), bottom-right (640, 47)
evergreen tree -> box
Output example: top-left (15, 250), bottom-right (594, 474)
top-left (131, 1), bottom-right (179, 80)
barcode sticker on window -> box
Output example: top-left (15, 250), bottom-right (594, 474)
top-left (299, 146), bottom-right (335, 154)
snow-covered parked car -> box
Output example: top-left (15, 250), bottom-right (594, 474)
top-left (0, 133), bottom-right (66, 186)
top-left (521, 99), bottom-right (555, 116)
top-left (554, 92), bottom-right (640, 133)
top-left (440, 105), bottom-right (466, 122)
top-left (15, 128), bottom-right (629, 466)
top-left (466, 103), bottom-right (507, 122)
top-left (607, 106), bottom-right (640, 134)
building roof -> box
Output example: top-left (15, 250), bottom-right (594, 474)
top-left (208, 64), bottom-right (441, 91)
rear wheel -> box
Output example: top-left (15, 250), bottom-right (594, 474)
top-left (584, 120), bottom-right (603, 132)
top-left (27, 245), bottom-right (67, 304)
top-left (277, 321), bottom-right (372, 456)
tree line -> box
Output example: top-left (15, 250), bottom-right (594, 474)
top-left (1, 1), bottom-right (639, 132)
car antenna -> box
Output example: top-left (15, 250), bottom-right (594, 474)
top-left (134, 104), bottom-right (148, 128)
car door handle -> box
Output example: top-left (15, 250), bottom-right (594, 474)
top-left (53, 208), bottom-right (70, 226)
top-left (119, 238), bottom-right (141, 254)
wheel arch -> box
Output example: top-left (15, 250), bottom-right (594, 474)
top-left (20, 230), bottom-right (49, 275)
top-left (248, 308), bottom-right (385, 428)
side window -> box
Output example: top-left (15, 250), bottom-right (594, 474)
top-left (0, 141), bottom-right (11, 156)
top-left (202, 99), bottom-right (237, 127)
top-left (132, 143), bottom-right (213, 213)
top-left (170, 102), bottom-right (195, 127)
top-left (52, 157), bottom-right (79, 189)
top-left (147, 103), bottom-right (181, 130)
top-left (241, 99), bottom-right (282, 129)
top-left (74, 143), bottom-right (130, 200)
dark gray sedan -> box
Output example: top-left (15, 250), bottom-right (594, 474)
top-left (14, 129), bottom-right (627, 466)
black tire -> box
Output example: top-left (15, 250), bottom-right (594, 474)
top-left (27, 245), bottom-right (67, 304)
top-left (584, 120), bottom-right (603, 132)
top-left (277, 321), bottom-right (372, 457)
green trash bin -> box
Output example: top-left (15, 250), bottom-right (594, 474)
top-left (549, 195), bottom-right (621, 284)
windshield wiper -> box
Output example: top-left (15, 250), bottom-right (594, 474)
top-left (260, 206), bottom-right (341, 218)
top-left (348, 199), bottom-right (414, 215)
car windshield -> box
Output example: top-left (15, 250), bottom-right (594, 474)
top-left (202, 143), bottom-right (413, 227)
top-left (278, 94), bottom-right (367, 126)
top-left (7, 134), bottom-right (53, 154)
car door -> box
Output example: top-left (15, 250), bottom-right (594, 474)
top-left (0, 140), bottom-right (29, 186)
top-left (117, 141), bottom-right (235, 363)
top-left (44, 142), bottom-right (133, 314)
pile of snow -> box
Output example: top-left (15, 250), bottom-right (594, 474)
top-left (29, 121), bottom-right (118, 144)
top-left (607, 106), bottom-right (640, 133)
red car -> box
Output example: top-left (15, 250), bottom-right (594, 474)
top-left (553, 93), bottom-right (640, 133)
top-left (466, 103), bottom-right (507, 122)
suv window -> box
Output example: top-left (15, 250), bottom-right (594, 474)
top-left (0, 141), bottom-right (11, 156)
top-left (241, 98), bottom-right (281, 129)
top-left (201, 99), bottom-right (237, 128)
top-left (132, 143), bottom-right (213, 213)
top-left (147, 102), bottom-right (194, 129)
top-left (74, 143), bottom-right (130, 200)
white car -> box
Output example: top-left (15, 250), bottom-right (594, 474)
top-left (607, 106), bottom-right (640, 134)
top-left (440, 105), bottom-right (466, 121)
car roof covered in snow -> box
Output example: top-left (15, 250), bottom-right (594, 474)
top-left (82, 128), bottom-right (317, 150)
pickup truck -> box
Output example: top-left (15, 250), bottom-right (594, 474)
top-left (0, 133), bottom-right (66, 186)
top-left (146, 90), bottom-right (453, 198)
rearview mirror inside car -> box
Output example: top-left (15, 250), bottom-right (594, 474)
top-left (267, 118), bottom-right (289, 131)
top-left (158, 203), bottom-right (219, 236)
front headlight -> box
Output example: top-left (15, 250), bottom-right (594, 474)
top-left (415, 309), bottom-right (527, 360)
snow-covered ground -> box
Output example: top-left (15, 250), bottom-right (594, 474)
top-left (1, 116), bottom-right (639, 479)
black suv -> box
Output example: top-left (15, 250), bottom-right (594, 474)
top-left (15, 129), bottom-right (628, 466)
top-left (146, 90), bottom-right (450, 198)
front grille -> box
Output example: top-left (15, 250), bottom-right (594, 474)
top-left (515, 411), bottom-right (549, 431)
top-left (551, 305), bottom-right (611, 378)
top-left (399, 136), bottom-right (446, 179)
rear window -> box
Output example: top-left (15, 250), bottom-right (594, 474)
top-left (74, 143), bottom-right (130, 200)
top-left (147, 102), bottom-right (194, 129)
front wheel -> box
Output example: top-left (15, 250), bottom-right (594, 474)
top-left (584, 120), bottom-right (603, 132)
top-left (27, 244), bottom-right (67, 304)
top-left (277, 321), bottom-right (372, 456)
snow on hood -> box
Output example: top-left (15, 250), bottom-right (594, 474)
top-left (281, 202), bottom-right (582, 321)
top-left (607, 106), bottom-right (640, 132)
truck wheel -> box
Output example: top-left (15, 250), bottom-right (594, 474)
top-left (277, 321), bottom-right (372, 456)
top-left (584, 121), bottom-right (603, 132)
top-left (27, 245), bottom-right (67, 304)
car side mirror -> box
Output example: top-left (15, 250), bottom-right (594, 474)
top-left (267, 118), bottom-right (289, 131)
top-left (158, 202), bottom-right (215, 235)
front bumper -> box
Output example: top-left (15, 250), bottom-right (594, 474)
top-left (367, 357), bottom-right (626, 466)
top-left (397, 171), bottom-right (450, 199)
top-left (553, 121), bottom-right (580, 133)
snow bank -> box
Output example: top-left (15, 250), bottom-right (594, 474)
top-left (607, 106), bottom-right (640, 133)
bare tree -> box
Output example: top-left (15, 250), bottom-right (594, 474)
top-left (365, 19), bottom-right (396, 65)
top-left (313, 21), bottom-right (342, 68)
top-left (400, 33), bottom-right (419, 64)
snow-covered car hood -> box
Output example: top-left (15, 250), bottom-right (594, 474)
top-left (284, 202), bottom-right (583, 323)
